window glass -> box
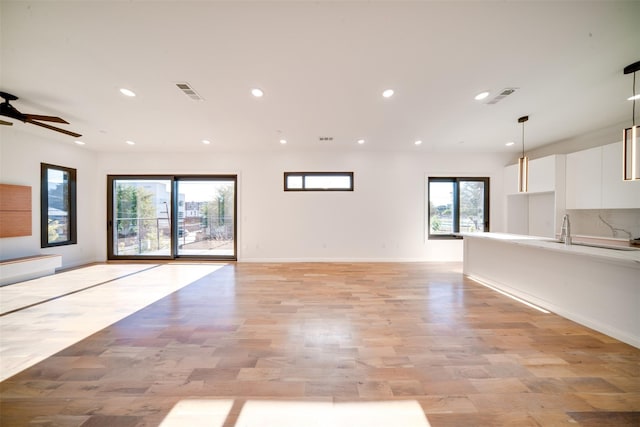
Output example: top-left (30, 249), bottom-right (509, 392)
top-left (429, 181), bottom-right (454, 235)
top-left (305, 175), bottom-right (352, 189)
top-left (286, 175), bottom-right (303, 189)
top-left (459, 181), bottom-right (486, 233)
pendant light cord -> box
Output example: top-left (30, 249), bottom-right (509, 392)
top-left (521, 121), bottom-right (525, 157)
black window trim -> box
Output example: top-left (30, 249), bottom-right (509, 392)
top-left (428, 176), bottom-right (490, 240)
top-left (284, 172), bottom-right (354, 191)
top-left (106, 174), bottom-right (238, 261)
top-left (41, 162), bottom-right (77, 247)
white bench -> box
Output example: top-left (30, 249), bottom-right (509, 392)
top-left (0, 254), bottom-right (62, 286)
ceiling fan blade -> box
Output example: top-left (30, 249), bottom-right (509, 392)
top-left (0, 119), bottom-right (13, 126)
top-left (24, 114), bottom-right (69, 124)
top-left (28, 119), bottom-right (82, 138)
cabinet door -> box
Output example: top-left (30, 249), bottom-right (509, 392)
top-left (601, 142), bottom-right (640, 208)
top-left (504, 163), bottom-right (519, 195)
top-left (566, 147), bottom-right (602, 209)
top-left (528, 156), bottom-right (556, 193)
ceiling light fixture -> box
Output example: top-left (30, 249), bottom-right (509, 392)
top-left (126, 140), bottom-right (135, 145)
top-left (517, 115), bottom-right (529, 193)
top-left (279, 139), bottom-right (287, 145)
top-left (628, 94), bottom-right (640, 101)
top-left (251, 88), bottom-right (264, 98)
top-left (623, 60), bottom-right (640, 181)
top-left (357, 139), bottom-right (365, 145)
top-left (74, 140), bottom-right (85, 145)
top-left (202, 139), bottom-right (211, 145)
top-left (505, 141), bottom-right (515, 146)
top-left (474, 91), bottom-right (490, 101)
top-left (382, 89), bottom-right (394, 98)
top-left (414, 140), bottom-right (422, 146)
top-left (119, 88), bottom-right (136, 97)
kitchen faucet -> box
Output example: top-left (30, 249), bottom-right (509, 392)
top-left (560, 214), bottom-right (572, 246)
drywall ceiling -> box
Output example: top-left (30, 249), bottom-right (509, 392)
top-left (1, 1), bottom-right (639, 153)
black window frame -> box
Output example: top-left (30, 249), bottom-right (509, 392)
top-left (284, 172), bottom-right (354, 191)
top-left (41, 163), bottom-right (77, 247)
top-left (106, 174), bottom-right (238, 261)
top-left (427, 177), bottom-right (489, 239)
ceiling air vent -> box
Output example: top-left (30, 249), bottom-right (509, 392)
top-left (175, 82), bottom-right (204, 101)
top-left (319, 137), bottom-right (334, 142)
top-left (486, 87), bottom-right (518, 105)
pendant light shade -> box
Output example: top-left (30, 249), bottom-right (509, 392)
top-left (517, 115), bottom-right (529, 193)
top-left (623, 125), bottom-right (638, 181)
top-left (623, 61), bottom-right (640, 181)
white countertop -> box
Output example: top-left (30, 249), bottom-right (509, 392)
top-left (461, 232), bottom-right (640, 266)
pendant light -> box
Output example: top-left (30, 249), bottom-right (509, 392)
top-left (517, 115), bottom-right (529, 193)
top-left (623, 61), bottom-right (640, 181)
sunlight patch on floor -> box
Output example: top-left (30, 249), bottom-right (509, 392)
top-left (160, 399), bottom-right (431, 427)
top-left (0, 263), bottom-right (225, 381)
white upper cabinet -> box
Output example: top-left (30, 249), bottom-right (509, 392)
top-left (528, 155), bottom-right (557, 193)
top-left (504, 155), bottom-right (563, 195)
top-left (504, 163), bottom-right (519, 195)
top-left (601, 142), bottom-right (640, 208)
top-left (565, 142), bottom-right (640, 209)
top-left (566, 146), bottom-right (602, 209)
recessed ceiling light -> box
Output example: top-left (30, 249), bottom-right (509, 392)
top-left (74, 140), bottom-right (85, 145)
top-left (251, 88), bottom-right (264, 98)
top-left (628, 94), bottom-right (640, 101)
top-left (119, 88), bottom-right (136, 97)
top-left (357, 139), bottom-right (365, 145)
top-left (202, 139), bottom-right (211, 145)
top-left (382, 89), bottom-right (394, 98)
top-left (126, 140), bottom-right (135, 145)
top-left (474, 91), bottom-right (490, 100)
top-left (414, 140), bottom-right (423, 146)
top-left (506, 141), bottom-right (515, 146)
top-left (279, 139), bottom-right (287, 145)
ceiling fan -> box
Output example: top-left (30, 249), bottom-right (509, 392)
top-left (0, 91), bottom-right (82, 137)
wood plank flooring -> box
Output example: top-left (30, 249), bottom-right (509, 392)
top-left (1, 262), bottom-right (638, 426)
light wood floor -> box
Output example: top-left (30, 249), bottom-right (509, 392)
top-left (1, 262), bottom-right (638, 426)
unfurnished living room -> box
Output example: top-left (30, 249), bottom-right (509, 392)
top-left (0, 1), bottom-right (639, 426)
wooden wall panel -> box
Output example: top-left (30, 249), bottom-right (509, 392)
top-left (0, 184), bottom-right (32, 238)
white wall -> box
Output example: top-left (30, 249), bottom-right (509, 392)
top-left (97, 149), bottom-right (509, 262)
top-left (0, 128), bottom-right (100, 268)
top-left (1, 126), bottom-right (509, 264)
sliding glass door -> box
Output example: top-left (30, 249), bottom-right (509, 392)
top-left (175, 178), bottom-right (235, 257)
top-left (107, 175), bottom-right (236, 260)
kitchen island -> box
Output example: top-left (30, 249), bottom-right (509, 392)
top-left (462, 232), bottom-right (640, 348)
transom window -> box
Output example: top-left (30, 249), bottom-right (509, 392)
top-left (284, 172), bottom-right (354, 191)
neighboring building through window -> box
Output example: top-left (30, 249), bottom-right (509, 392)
top-left (428, 177), bottom-right (489, 238)
top-left (284, 172), bottom-right (354, 191)
top-left (41, 163), bottom-right (77, 247)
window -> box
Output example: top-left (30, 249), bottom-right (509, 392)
top-left (41, 163), bottom-right (77, 247)
top-left (106, 175), bottom-right (237, 260)
top-left (284, 172), bottom-right (354, 191)
top-left (428, 177), bottom-right (489, 239)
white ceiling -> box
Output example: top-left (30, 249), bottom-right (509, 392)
top-left (1, 1), bottom-right (639, 154)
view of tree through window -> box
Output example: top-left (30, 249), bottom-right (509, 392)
top-left (113, 180), bottom-right (170, 256)
top-left (176, 179), bottom-right (235, 257)
top-left (428, 177), bottom-right (489, 238)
